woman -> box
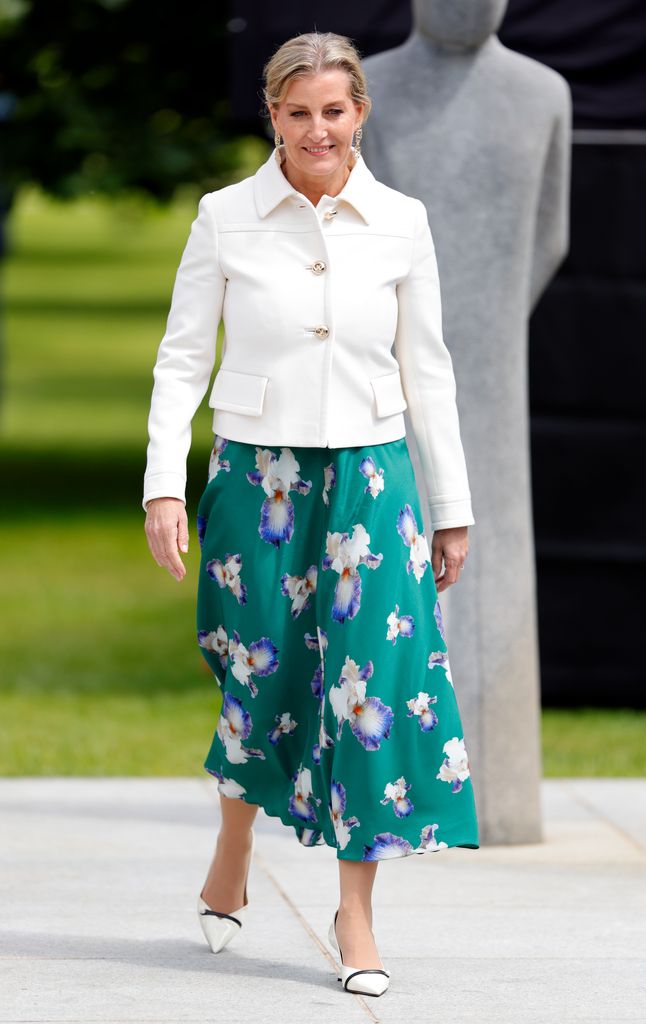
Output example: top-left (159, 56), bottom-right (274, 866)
top-left (143, 31), bottom-right (479, 997)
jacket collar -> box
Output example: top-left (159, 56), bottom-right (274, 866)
top-left (253, 144), bottom-right (377, 224)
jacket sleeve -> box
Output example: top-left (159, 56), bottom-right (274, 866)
top-left (394, 198), bottom-right (475, 531)
top-left (142, 194), bottom-right (225, 511)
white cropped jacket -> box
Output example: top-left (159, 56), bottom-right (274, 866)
top-left (143, 145), bottom-right (475, 530)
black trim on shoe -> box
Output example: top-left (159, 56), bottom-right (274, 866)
top-left (344, 968), bottom-right (390, 992)
top-left (199, 909), bottom-right (242, 926)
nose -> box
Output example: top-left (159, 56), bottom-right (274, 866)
top-left (307, 117), bottom-right (329, 141)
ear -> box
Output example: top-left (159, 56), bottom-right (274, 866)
top-left (353, 100), bottom-right (366, 131)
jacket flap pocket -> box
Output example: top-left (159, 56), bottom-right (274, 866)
top-left (208, 368), bottom-right (268, 416)
top-left (370, 369), bottom-right (408, 417)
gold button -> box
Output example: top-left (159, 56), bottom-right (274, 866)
top-left (311, 260), bottom-right (326, 275)
top-left (314, 325), bottom-right (329, 339)
top-left (323, 209), bottom-right (337, 220)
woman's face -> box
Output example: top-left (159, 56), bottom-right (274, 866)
top-left (269, 69), bottom-right (365, 178)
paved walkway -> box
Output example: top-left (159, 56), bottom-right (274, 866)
top-left (1, 777), bottom-right (645, 1023)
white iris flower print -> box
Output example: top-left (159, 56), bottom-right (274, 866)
top-left (280, 564), bottom-right (318, 619)
top-left (197, 624), bottom-right (229, 672)
top-left (428, 648), bottom-right (453, 685)
top-left (436, 737), bottom-right (471, 792)
top-left (396, 504), bottom-right (432, 583)
top-left (380, 776), bottom-right (414, 818)
top-left (358, 456), bottom-right (385, 497)
top-left (406, 690), bottom-right (439, 732)
top-left (288, 764), bottom-right (321, 823)
top-left (329, 779), bottom-right (360, 850)
top-left (228, 628), bottom-right (279, 698)
top-left (205, 766), bottom-right (247, 799)
top-left (362, 824), bottom-right (448, 860)
top-left (206, 551), bottom-right (248, 605)
top-left (434, 597), bottom-right (447, 643)
top-left (386, 602), bottom-right (415, 644)
top-left (246, 446), bottom-right (312, 547)
top-left (328, 655), bottom-right (394, 750)
top-left (267, 711), bottom-right (298, 745)
top-left (306, 627), bottom-right (334, 764)
top-left (207, 433), bottom-right (231, 482)
top-left (322, 462), bottom-right (337, 505)
top-left (322, 523), bottom-right (383, 622)
top-left (416, 823), bottom-right (449, 853)
top-left (217, 692), bottom-right (266, 765)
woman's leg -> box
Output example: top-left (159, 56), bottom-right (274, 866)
top-left (335, 861), bottom-right (384, 969)
top-left (200, 793), bottom-right (259, 913)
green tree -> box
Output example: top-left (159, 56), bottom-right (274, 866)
top-left (0, 0), bottom-right (244, 201)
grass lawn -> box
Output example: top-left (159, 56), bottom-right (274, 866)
top-left (1, 161), bottom-right (644, 777)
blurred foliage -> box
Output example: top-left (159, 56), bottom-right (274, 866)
top-left (0, 0), bottom-right (263, 201)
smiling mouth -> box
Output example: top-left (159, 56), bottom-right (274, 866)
top-left (303, 145), bottom-right (335, 154)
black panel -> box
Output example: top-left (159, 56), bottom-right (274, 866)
top-left (530, 141), bottom-right (646, 707)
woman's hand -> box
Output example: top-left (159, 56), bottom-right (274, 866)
top-left (144, 497), bottom-right (190, 582)
top-left (431, 525), bottom-right (469, 593)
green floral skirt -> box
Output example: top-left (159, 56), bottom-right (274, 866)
top-left (195, 433), bottom-right (479, 862)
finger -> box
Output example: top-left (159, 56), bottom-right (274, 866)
top-left (162, 532), bottom-right (186, 578)
top-left (442, 557), bottom-right (461, 587)
top-left (177, 515), bottom-right (189, 554)
top-left (431, 542), bottom-right (444, 580)
top-left (144, 524), bottom-right (166, 567)
top-left (145, 513), bottom-right (184, 576)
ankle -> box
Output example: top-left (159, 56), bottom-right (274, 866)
top-left (337, 901), bottom-right (373, 924)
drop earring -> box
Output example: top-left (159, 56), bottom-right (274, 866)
top-left (353, 126), bottom-right (363, 159)
top-left (274, 130), bottom-right (283, 166)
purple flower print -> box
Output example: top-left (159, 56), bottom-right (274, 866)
top-left (217, 692), bottom-right (266, 764)
top-left (280, 564), bottom-right (317, 619)
top-left (362, 832), bottom-right (415, 860)
top-left (197, 625), bottom-right (229, 672)
top-left (306, 627), bottom-right (334, 764)
top-left (436, 737), bottom-right (471, 793)
top-left (322, 522), bottom-right (383, 623)
top-left (328, 655), bottom-right (394, 751)
top-left (288, 764), bottom-right (321, 823)
top-left (206, 551), bottom-right (248, 605)
top-left (396, 504), bottom-right (432, 583)
top-left (246, 446), bottom-right (312, 547)
top-left (380, 776), bottom-right (414, 818)
top-left (197, 514), bottom-right (208, 548)
top-left (228, 629), bottom-right (279, 698)
top-left (358, 456), bottom-right (384, 498)
top-left (386, 602), bottom-right (415, 644)
top-left (329, 779), bottom-right (360, 850)
top-left (417, 823), bottom-right (448, 852)
top-left (267, 711), bottom-right (298, 745)
top-left (428, 649), bottom-right (453, 686)
top-left (406, 690), bottom-right (439, 732)
top-left (204, 766), bottom-right (248, 799)
top-left (434, 597), bottom-right (447, 643)
top-left (207, 434), bottom-right (231, 482)
top-left (322, 462), bottom-right (336, 505)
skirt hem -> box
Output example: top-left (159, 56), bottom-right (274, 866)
top-left (205, 764), bottom-right (479, 862)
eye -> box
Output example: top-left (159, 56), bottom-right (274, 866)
top-left (327, 109), bottom-right (343, 116)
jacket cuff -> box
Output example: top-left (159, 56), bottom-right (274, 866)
top-left (142, 472), bottom-right (187, 512)
top-left (428, 497), bottom-right (475, 531)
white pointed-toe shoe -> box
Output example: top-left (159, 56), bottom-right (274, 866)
top-left (327, 909), bottom-right (391, 996)
top-left (197, 827), bottom-right (256, 954)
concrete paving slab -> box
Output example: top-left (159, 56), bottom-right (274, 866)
top-left (0, 776), bottom-right (644, 1023)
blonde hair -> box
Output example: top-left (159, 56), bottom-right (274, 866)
top-left (261, 31), bottom-right (372, 123)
